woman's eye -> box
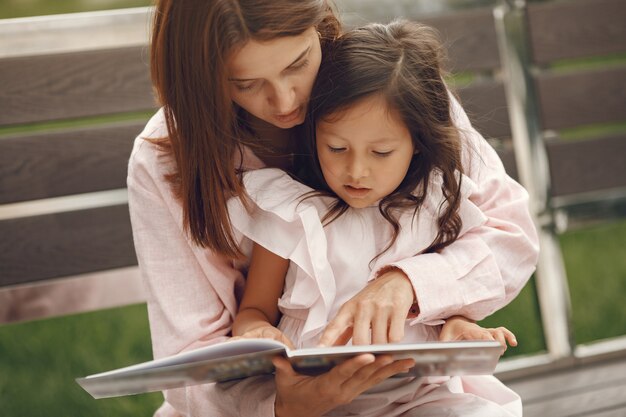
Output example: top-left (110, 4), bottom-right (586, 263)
top-left (289, 59), bottom-right (310, 72)
top-left (373, 150), bottom-right (393, 157)
top-left (235, 82), bottom-right (257, 92)
top-left (328, 146), bottom-right (346, 153)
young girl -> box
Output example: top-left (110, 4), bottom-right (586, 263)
top-left (229, 20), bottom-right (522, 416)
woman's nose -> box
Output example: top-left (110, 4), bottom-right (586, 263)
top-left (270, 81), bottom-right (296, 113)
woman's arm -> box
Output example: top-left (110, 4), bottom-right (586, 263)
top-left (393, 95), bottom-right (539, 322)
top-left (128, 118), bottom-right (278, 416)
top-left (232, 243), bottom-right (294, 348)
top-left (320, 96), bottom-right (539, 346)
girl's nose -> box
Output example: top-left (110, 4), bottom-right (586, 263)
top-left (347, 156), bottom-right (369, 180)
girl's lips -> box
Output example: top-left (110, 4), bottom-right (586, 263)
top-left (275, 106), bottom-right (301, 123)
top-left (344, 185), bottom-right (371, 198)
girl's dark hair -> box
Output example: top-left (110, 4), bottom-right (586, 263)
top-left (150, 0), bottom-right (341, 258)
top-left (298, 20), bottom-right (464, 255)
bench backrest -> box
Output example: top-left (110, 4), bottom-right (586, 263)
top-left (0, 0), bottom-right (624, 319)
top-left (0, 11), bottom-right (153, 301)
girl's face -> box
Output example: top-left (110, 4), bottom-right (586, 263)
top-left (316, 95), bottom-right (416, 209)
top-left (227, 27), bottom-right (322, 129)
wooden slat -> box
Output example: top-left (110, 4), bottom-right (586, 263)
top-left (546, 135), bottom-right (626, 198)
top-left (457, 80), bottom-right (511, 139)
top-left (342, 5), bottom-right (500, 72)
top-left (536, 66), bottom-right (626, 131)
top-left (522, 381), bottom-right (626, 417)
top-left (506, 358), bottom-right (626, 417)
top-left (496, 146), bottom-right (518, 181)
top-left (0, 121), bottom-right (145, 204)
top-left (0, 46), bottom-right (154, 126)
top-left (528, 0), bottom-right (626, 64)
top-left (421, 8), bottom-right (500, 73)
top-left (0, 205), bottom-right (137, 286)
top-left (507, 358), bottom-right (626, 403)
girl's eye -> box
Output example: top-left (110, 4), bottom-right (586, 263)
top-left (328, 146), bottom-right (346, 153)
top-left (373, 150), bottom-right (393, 157)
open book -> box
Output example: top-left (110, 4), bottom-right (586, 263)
top-left (77, 339), bottom-right (502, 399)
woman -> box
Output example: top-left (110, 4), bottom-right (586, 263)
top-left (127, 1), bottom-right (539, 416)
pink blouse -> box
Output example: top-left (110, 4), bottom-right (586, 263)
top-left (127, 98), bottom-right (539, 417)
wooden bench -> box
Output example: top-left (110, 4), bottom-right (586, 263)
top-left (0, 1), bottom-right (624, 365)
top-left (0, 9), bottom-right (154, 322)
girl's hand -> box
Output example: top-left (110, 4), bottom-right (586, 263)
top-left (318, 268), bottom-right (415, 346)
top-left (439, 315), bottom-right (517, 355)
top-left (233, 325), bottom-right (295, 350)
top-left (273, 353), bottom-right (415, 417)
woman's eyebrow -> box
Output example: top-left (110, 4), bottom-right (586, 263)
top-left (228, 46), bottom-right (311, 82)
top-left (285, 45), bottom-right (311, 69)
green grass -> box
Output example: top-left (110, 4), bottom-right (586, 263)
top-left (0, 0), bottom-right (152, 19)
top-left (561, 220), bottom-right (626, 345)
top-left (0, 304), bottom-right (162, 416)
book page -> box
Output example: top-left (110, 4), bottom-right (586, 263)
top-left (287, 341), bottom-right (501, 377)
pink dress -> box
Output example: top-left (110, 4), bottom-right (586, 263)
top-left (127, 97), bottom-right (539, 416)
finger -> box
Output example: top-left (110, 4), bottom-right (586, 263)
top-left (278, 333), bottom-right (296, 350)
top-left (352, 304), bottom-right (373, 345)
top-left (329, 353), bottom-right (376, 382)
top-left (471, 329), bottom-right (495, 341)
top-left (342, 355), bottom-right (414, 393)
top-left (388, 310), bottom-right (406, 343)
top-left (338, 354), bottom-right (393, 391)
top-left (333, 327), bottom-right (353, 347)
top-left (438, 326), bottom-right (454, 342)
top-left (371, 312), bottom-right (389, 345)
top-left (491, 330), bottom-right (508, 351)
top-left (319, 309), bottom-right (353, 347)
top-left (272, 356), bottom-right (298, 380)
top-left (502, 327), bottom-right (518, 347)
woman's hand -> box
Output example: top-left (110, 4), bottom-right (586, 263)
top-left (318, 268), bottom-right (415, 346)
top-left (273, 353), bottom-right (415, 417)
top-left (439, 315), bottom-right (517, 355)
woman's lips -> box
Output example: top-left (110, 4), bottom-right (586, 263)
top-left (275, 107), bottom-right (301, 123)
top-left (344, 185), bottom-right (371, 198)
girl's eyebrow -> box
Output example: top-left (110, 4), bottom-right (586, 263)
top-left (320, 130), bottom-right (400, 144)
top-left (228, 45), bottom-right (311, 82)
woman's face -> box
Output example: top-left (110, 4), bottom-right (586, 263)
top-left (227, 27), bottom-right (322, 129)
top-left (316, 95), bottom-right (415, 209)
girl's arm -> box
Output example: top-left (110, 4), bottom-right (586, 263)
top-left (232, 243), bottom-right (294, 348)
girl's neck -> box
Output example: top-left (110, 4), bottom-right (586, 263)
top-left (247, 115), bottom-right (296, 172)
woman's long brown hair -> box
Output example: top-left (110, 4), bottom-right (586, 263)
top-left (298, 20), bottom-right (464, 256)
top-left (150, 0), bottom-right (340, 257)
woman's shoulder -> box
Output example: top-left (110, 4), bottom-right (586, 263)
top-left (127, 109), bottom-right (178, 197)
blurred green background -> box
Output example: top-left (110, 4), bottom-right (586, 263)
top-left (0, 0), bottom-right (624, 416)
